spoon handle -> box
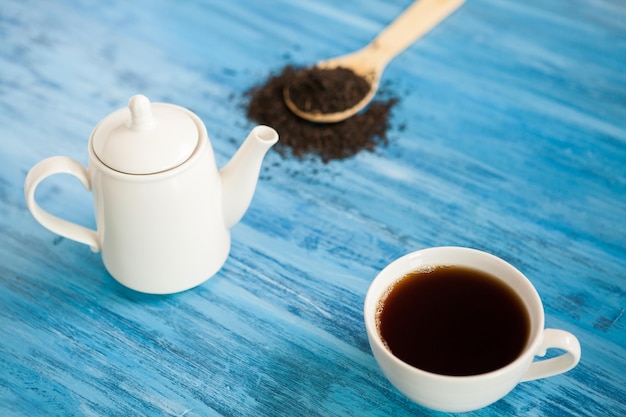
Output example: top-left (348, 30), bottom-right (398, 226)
top-left (367, 0), bottom-right (465, 67)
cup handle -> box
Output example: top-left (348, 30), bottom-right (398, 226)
top-left (25, 156), bottom-right (100, 252)
top-left (520, 328), bottom-right (581, 382)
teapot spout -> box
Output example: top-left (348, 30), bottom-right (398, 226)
top-left (220, 125), bottom-right (278, 228)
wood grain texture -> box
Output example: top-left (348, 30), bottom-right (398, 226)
top-left (1, 0), bottom-right (625, 416)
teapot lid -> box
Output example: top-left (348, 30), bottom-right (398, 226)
top-left (91, 95), bottom-right (198, 174)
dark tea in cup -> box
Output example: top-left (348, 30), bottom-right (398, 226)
top-left (376, 265), bottom-right (531, 376)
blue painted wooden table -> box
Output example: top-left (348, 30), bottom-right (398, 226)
top-left (1, 0), bottom-right (625, 415)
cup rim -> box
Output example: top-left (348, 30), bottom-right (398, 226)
top-left (364, 246), bottom-right (545, 381)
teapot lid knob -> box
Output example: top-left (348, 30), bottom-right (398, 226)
top-left (129, 94), bottom-right (154, 130)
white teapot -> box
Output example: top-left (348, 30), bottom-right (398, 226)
top-left (25, 95), bottom-right (278, 294)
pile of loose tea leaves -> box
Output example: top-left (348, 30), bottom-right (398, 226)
top-left (245, 66), bottom-right (398, 163)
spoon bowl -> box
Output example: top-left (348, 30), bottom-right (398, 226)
top-left (284, 0), bottom-right (465, 123)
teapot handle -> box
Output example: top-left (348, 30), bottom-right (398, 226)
top-left (25, 156), bottom-right (100, 252)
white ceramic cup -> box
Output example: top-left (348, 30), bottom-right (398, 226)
top-left (364, 246), bottom-right (581, 413)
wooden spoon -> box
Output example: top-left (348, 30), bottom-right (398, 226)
top-left (284, 0), bottom-right (465, 123)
